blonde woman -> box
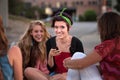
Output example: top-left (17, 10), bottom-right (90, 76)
top-left (17, 20), bottom-right (50, 80)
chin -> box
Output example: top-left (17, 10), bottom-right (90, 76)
top-left (57, 36), bottom-right (64, 39)
top-left (36, 39), bottom-right (42, 42)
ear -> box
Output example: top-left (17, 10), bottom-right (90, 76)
top-left (68, 26), bottom-right (71, 31)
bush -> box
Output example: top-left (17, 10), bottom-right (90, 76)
top-left (9, 0), bottom-right (24, 15)
top-left (9, 0), bottom-right (47, 19)
top-left (79, 15), bottom-right (85, 21)
top-left (23, 6), bottom-right (46, 19)
top-left (84, 10), bottom-right (97, 21)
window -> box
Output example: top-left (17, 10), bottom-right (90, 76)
top-left (88, 1), bottom-right (97, 5)
top-left (41, 2), bottom-right (45, 8)
top-left (80, 1), bottom-right (83, 6)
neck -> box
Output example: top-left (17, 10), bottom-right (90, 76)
top-left (57, 35), bottom-right (71, 43)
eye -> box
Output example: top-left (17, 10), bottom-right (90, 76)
top-left (61, 26), bottom-right (65, 28)
top-left (34, 30), bottom-right (39, 33)
top-left (40, 30), bottom-right (43, 33)
top-left (54, 26), bottom-right (58, 29)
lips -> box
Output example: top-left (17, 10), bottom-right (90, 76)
top-left (56, 32), bottom-right (63, 36)
top-left (57, 34), bottom-right (63, 37)
top-left (35, 35), bottom-right (42, 40)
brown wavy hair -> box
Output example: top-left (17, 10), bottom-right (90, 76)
top-left (97, 12), bottom-right (120, 42)
top-left (17, 20), bottom-right (50, 69)
top-left (0, 16), bottom-right (8, 56)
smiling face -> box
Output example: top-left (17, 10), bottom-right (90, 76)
top-left (30, 25), bottom-right (44, 42)
top-left (54, 21), bottom-right (70, 39)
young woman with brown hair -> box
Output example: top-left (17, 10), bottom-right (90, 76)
top-left (0, 16), bottom-right (23, 80)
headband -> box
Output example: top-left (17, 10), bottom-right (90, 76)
top-left (59, 8), bottom-right (72, 25)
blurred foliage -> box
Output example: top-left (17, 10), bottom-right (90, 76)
top-left (79, 15), bottom-right (85, 21)
top-left (84, 10), bottom-right (97, 21)
top-left (114, 0), bottom-right (120, 12)
top-left (8, 0), bottom-right (47, 19)
top-left (24, 6), bottom-right (47, 19)
top-left (8, 0), bottom-right (24, 15)
top-left (78, 10), bottom-right (97, 21)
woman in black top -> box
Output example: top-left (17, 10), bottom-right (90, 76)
top-left (46, 8), bottom-right (84, 80)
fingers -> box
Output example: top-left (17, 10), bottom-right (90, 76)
top-left (63, 57), bottom-right (72, 69)
top-left (63, 60), bottom-right (67, 69)
top-left (53, 49), bottom-right (60, 54)
top-left (50, 49), bottom-right (61, 56)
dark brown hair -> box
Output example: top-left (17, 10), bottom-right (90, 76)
top-left (51, 12), bottom-right (73, 31)
top-left (97, 12), bottom-right (120, 41)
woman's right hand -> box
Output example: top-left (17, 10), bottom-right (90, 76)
top-left (49, 48), bottom-right (61, 57)
top-left (48, 48), bottom-right (61, 67)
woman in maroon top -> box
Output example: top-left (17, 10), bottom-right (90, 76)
top-left (63, 12), bottom-right (120, 80)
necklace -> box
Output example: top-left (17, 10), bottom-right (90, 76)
top-left (56, 36), bottom-right (72, 52)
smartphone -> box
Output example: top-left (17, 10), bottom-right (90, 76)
top-left (52, 46), bottom-right (58, 50)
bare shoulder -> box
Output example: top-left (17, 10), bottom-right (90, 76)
top-left (7, 46), bottom-right (22, 66)
top-left (10, 45), bottom-right (20, 49)
top-left (8, 45), bottom-right (22, 57)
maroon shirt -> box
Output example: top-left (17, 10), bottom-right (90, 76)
top-left (95, 37), bottom-right (120, 80)
top-left (54, 52), bottom-right (71, 73)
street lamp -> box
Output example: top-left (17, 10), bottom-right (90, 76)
top-left (45, 7), bottom-right (53, 17)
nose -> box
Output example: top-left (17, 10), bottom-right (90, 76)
top-left (38, 31), bottom-right (42, 35)
top-left (56, 28), bottom-right (61, 32)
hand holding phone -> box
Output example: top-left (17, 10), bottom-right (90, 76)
top-left (50, 47), bottom-right (61, 56)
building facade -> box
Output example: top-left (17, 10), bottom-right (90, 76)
top-left (22, 0), bottom-right (116, 19)
top-left (23, 0), bottom-right (103, 15)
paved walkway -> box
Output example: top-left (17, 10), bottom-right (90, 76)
top-left (6, 19), bottom-right (100, 53)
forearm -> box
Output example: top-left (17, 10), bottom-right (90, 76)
top-left (14, 64), bottom-right (23, 80)
top-left (66, 59), bottom-right (83, 69)
top-left (48, 54), bottom-right (54, 67)
top-left (14, 74), bottom-right (23, 80)
top-left (65, 51), bottom-right (102, 69)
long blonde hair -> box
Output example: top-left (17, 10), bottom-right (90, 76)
top-left (18, 20), bottom-right (50, 69)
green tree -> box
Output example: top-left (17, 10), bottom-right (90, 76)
top-left (84, 10), bottom-right (97, 21)
top-left (8, 0), bottom-right (47, 19)
top-left (8, 0), bottom-right (24, 15)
